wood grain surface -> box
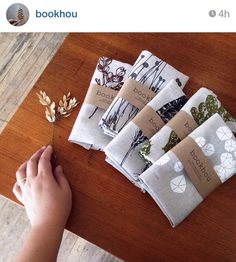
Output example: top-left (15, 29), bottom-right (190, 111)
top-left (0, 33), bottom-right (236, 262)
top-left (0, 33), bottom-right (121, 262)
top-left (0, 33), bottom-right (67, 132)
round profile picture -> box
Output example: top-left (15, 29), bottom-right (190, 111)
top-left (6, 3), bottom-right (29, 26)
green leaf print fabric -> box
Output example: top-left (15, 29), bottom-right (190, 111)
top-left (139, 88), bottom-right (236, 165)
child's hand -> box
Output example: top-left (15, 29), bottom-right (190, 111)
top-left (13, 145), bottom-right (72, 230)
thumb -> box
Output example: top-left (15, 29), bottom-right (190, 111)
top-left (54, 165), bottom-right (70, 189)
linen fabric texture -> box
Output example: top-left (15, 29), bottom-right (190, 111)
top-left (140, 113), bottom-right (236, 227)
top-left (69, 56), bottom-right (132, 150)
top-left (104, 80), bottom-right (188, 186)
top-left (139, 87), bottom-right (236, 165)
top-left (100, 50), bottom-right (189, 137)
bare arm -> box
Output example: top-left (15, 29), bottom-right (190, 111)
top-left (13, 145), bottom-right (72, 262)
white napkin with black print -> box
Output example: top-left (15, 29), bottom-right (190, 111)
top-left (104, 80), bottom-right (188, 186)
top-left (69, 56), bottom-right (132, 150)
top-left (140, 113), bottom-right (236, 227)
top-left (99, 50), bottom-right (189, 138)
top-left (139, 87), bottom-right (236, 165)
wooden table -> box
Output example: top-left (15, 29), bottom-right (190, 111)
top-left (0, 34), bottom-right (235, 262)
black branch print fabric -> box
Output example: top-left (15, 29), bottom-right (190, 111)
top-left (100, 50), bottom-right (189, 138)
top-left (69, 56), bottom-right (132, 151)
top-left (88, 57), bottom-right (128, 119)
top-left (104, 80), bottom-right (188, 186)
top-left (157, 96), bottom-right (189, 123)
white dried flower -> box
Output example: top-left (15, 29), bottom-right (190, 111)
top-left (37, 90), bottom-right (79, 123)
top-left (37, 91), bottom-right (51, 106)
top-left (58, 93), bottom-right (78, 118)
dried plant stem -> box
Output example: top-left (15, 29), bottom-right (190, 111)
top-left (50, 122), bottom-right (57, 170)
top-left (36, 90), bottom-right (79, 169)
top-left (51, 123), bottom-right (55, 148)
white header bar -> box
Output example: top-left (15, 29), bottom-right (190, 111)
top-left (1, 0), bottom-right (235, 32)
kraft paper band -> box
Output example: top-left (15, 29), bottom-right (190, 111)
top-left (118, 78), bottom-right (156, 110)
top-left (84, 84), bottom-right (118, 110)
top-left (167, 111), bottom-right (199, 140)
top-left (132, 105), bottom-right (165, 138)
top-left (172, 136), bottom-right (221, 199)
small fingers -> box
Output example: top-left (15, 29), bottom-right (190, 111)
top-left (13, 182), bottom-right (23, 203)
top-left (38, 145), bottom-right (53, 177)
top-left (16, 162), bottom-right (27, 187)
top-left (54, 165), bottom-right (70, 189)
top-left (27, 146), bottom-right (46, 178)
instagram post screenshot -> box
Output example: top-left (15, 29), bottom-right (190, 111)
top-left (0, 0), bottom-right (235, 261)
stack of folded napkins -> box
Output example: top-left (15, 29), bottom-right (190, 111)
top-left (69, 50), bottom-right (236, 227)
top-left (99, 50), bottom-right (189, 137)
top-left (104, 80), bottom-right (188, 186)
top-left (139, 87), bottom-right (236, 165)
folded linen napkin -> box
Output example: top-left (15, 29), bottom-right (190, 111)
top-left (104, 80), bottom-right (188, 186)
top-left (139, 87), bottom-right (236, 165)
top-left (140, 113), bottom-right (236, 227)
top-left (69, 56), bottom-right (132, 150)
top-left (99, 50), bottom-right (189, 137)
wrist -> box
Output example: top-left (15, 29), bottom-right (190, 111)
top-left (31, 221), bottom-right (65, 233)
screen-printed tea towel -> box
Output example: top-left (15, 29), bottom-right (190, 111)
top-left (139, 88), bottom-right (236, 165)
top-left (104, 80), bottom-right (188, 186)
top-left (100, 50), bottom-right (189, 137)
top-left (140, 113), bottom-right (236, 227)
top-left (69, 56), bottom-right (132, 150)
